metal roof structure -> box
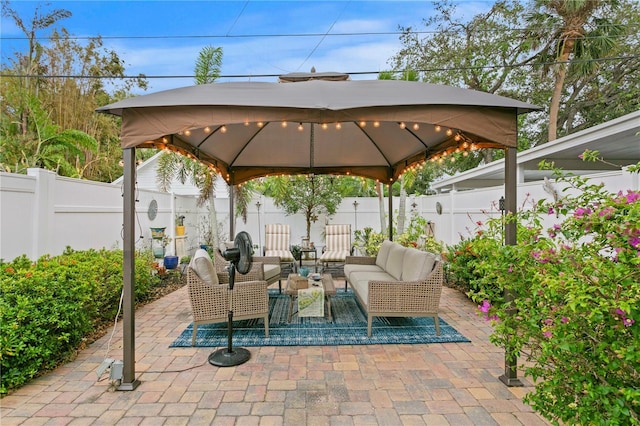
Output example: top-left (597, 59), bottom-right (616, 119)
top-left (433, 110), bottom-right (640, 191)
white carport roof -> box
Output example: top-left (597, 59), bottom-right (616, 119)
top-left (433, 110), bottom-right (640, 191)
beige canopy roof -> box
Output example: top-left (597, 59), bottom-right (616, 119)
top-left (98, 78), bottom-right (539, 185)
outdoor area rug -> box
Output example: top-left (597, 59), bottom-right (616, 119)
top-left (170, 290), bottom-right (470, 347)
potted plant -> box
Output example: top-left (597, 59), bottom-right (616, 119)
top-left (176, 215), bottom-right (185, 236)
top-left (179, 255), bottom-right (191, 274)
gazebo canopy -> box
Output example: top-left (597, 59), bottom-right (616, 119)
top-left (97, 75), bottom-right (540, 390)
top-left (98, 77), bottom-right (539, 185)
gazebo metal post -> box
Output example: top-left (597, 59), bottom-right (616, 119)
top-left (119, 147), bottom-right (140, 391)
top-left (388, 183), bottom-right (393, 241)
top-left (256, 201), bottom-right (262, 254)
top-left (229, 185), bottom-right (235, 241)
top-left (499, 146), bottom-right (523, 387)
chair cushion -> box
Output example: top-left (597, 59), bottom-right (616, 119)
top-left (375, 240), bottom-right (394, 269)
top-left (385, 243), bottom-right (406, 280)
top-left (324, 224), bottom-right (351, 253)
top-left (265, 224), bottom-right (291, 250)
top-left (190, 249), bottom-right (218, 285)
top-left (320, 250), bottom-right (350, 262)
top-left (265, 249), bottom-right (294, 262)
top-left (263, 263), bottom-right (281, 282)
top-left (401, 249), bottom-right (437, 281)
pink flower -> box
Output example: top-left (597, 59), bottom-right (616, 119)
top-left (629, 236), bottom-right (640, 249)
top-left (599, 206), bottom-right (615, 219)
top-left (543, 331), bottom-right (552, 338)
top-left (625, 191), bottom-right (640, 204)
top-left (574, 207), bottom-right (592, 218)
top-left (561, 317), bottom-right (569, 323)
top-left (479, 300), bottom-right (491, 314)
top-left (548, 207), bottom-right (555, 215)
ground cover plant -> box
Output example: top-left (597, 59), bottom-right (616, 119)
top-left (0, 248), bottom-right (169, 395)
top-left (446, 154), bottom-right (639, 424)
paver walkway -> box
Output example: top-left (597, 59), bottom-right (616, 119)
top-left (1, 280), bottom-right (550, 425)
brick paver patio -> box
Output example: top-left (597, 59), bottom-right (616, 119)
top-left (1, 280), bottom-right (550, 425)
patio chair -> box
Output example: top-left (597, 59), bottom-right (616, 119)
top-left (214, 248), bottom-right (283, 293)
top-left (320, 224), bottom-right (353, 279)
top-left (187, 249), bottom-right (269, 346)
top-left (264, 224), bottom-right (295, 274)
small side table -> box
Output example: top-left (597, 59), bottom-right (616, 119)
top-left (299, 247), bottom-right (318, 272)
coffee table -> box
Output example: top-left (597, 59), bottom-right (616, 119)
top-left (285, 273), bottom-right (336, 322)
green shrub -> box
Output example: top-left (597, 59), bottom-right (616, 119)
top-left (0, 248), bottom-right (159, 394)
top-left (450, 158), bottom-right (640, 424)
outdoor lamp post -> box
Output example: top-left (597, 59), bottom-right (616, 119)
top-left (353, 200), bottom-right (359, 231)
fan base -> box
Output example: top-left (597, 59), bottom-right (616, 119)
top-left (208, 347), bottom-right (251, 367)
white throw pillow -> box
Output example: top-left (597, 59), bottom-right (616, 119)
top-left (385, 244), bottom-right (406, 280)
top-left (401, 249), bottom-right (436, 281)
top-left (190, 249), bottom-right (219, 285)
top-left (375, 240), bottom-right (394, 269)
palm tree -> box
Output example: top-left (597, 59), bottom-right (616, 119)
top-left (526, 0), bottom-right (623, 141)
top-left (156, 45), bottom-right (224, 247)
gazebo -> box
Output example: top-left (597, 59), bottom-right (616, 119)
top-left (98, 72), bottom-right (540, 390)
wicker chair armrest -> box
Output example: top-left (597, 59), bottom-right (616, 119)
top-left (187, 268), bottom-right (228, 320)
top-left (345, 255), bottom-right (376, 265)
top-left (252, 256), bottom-right (280, 264)
top-left (231, 280), bottom-right (270, 315)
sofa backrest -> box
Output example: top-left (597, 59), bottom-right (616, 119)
top-left (375, 240), bottom-right (394, 269)
top-left (401, 248), bottom-right (437, 281)
top-left (385, 243), bottom-right (407, 280)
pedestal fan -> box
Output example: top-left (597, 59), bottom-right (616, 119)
top-left (208, 231), bottom-right (253, 367)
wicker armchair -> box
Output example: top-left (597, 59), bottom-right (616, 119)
top-left (187, 249), bottom-right (269, 346)
top-left (214, 249), bottom-right (283, 292)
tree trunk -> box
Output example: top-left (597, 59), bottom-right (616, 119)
top-left (377, 182), bottom-right (387, 235)
top-left (548, 38), bottom-right (574, 142)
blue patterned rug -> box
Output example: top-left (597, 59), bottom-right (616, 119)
top-left (170, 290), bottom-right (470, 347)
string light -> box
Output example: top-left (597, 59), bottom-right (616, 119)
top-left (220, 125), bottom-right (227, 133)
top-left (281, 121), bottom-right (288, 128)
top-left (399, 122), bottom-right (406, 129)
top-left (434, 125), bottom-right (441, 132)
top-left (412, 123), bottom-right (419, 131)
top-left (298, 123), bottom-right (304, 131)
top-left (257, 122), bottom-right (264, 127)
top-left (321, 123), bottom-right (328, 130)
top-left (184, 130), bottom-right (191, 136)
top-left (373, 121), bottom-right (380, 127)
top-left (445, 128), bottom-right (453, 136)
top-left (359, 121), bottom-right (366, 127)
top-left (335, 122), bottom-right (342, 130)
top-left (204, 126), bottom-right (211, 133)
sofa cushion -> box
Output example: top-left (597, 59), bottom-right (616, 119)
top-left (344, 264), bottom-right (383, 282)
top-left (349, 270), bottom-right (397, 308)
top-left (263, 263), bottom-right (281, 282)
top-left (190, 249), bottom-right (218, 285)
top-left (385, 243), bottom-right (406, 280)
top-left (401, 249), bottom-right (437, 281)
top-left (375, 240), bottom-right (394, 269)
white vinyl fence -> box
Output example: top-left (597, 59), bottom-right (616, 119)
top-left (1, 168), bottom-right (636, 262)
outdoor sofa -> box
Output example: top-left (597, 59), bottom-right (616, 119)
top-left (344, 240), bottom-right (444, 337)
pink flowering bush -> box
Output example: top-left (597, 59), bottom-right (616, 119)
top-left (449, 155), bottom-right (639, 424)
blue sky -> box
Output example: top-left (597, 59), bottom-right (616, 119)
top-left (1, 1), bottom-right (491, 93)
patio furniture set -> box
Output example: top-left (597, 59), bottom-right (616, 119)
top-left (186, 224), bottom-right (444, 345)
